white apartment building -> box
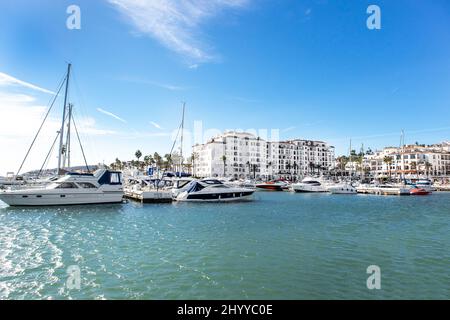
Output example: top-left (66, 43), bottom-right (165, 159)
top-left (363, 143), bottom-right (450, 178)
top-left (192, 131), bottom-right (335, 180)
top-left (268, 140), bottom-right (335, 180)
top-left (192, 131), bottom-right (267, 179)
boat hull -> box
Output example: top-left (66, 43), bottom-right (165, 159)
top-left (0, 191), bottom-right (124, 206)
top-left (328, 187), bottom-right (357, 194)
top-left (292, 185), bottom-right (327, 193)
top-left (410, 188), bottom-right (431, 196)
top-left (255, 185), bottom-right (283, 191)
top-left (176, 191), bottom-right (254, 202)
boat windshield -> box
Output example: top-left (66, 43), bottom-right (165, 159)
top-left (201, 179), bottom-right (223, 185)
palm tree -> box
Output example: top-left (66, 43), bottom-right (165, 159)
top-left (356, 156), bottom-right (363, 179)
top-left (221, 155), bottom-right (227, 177)
top-left (293, 162), bottom-right (298, 181)
top-left (153, 152), bottom-right (163, 169)
top-left (144, 155), bottom-right (154, 170)
top-left (336, 156), bottom-right (349, 177)
top-left (190, 152), bottom-right (199, 177)
top-left (135, 150), bottom-right (142, 161)
top-left (383, 156), bottom-right (393, 180)
top-left (286, 162), bottom-right (292, 180)
top-left (164, 154), bottom-right (172, 171)
top-left (308, 162), bottom-right (314, 175)
top-left (425, 161), bottom-right (433, 178)
top-left (135, 150), bottom-right (142, 168)
top-left (115, 158), bottom-right (122, 170)
top-left (410, 161), bottom-right (417, 175)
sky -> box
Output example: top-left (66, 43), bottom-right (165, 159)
top-left (0, 0), bottom-right (450, 175)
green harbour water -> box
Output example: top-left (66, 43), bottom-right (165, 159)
top-left (0, 191), bottom-right (449, 300)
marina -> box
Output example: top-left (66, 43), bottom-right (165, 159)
top-left (1, 191), bottom-right (449, 299)
top-left (1, 1), bottom-right (450, 303)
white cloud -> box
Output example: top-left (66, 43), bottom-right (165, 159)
top-left (282, 126), bottom-right (296, 133)
top-left (117, 76), bottom-right (186, 91)
top-left (0, 72), bottom-right (55, 95)
top-left (108, 0), bottom-right (250, 62)
top-left (150, 121), bottom-right (163, 129)
top-left (96, 107), bottom-right (127, 123)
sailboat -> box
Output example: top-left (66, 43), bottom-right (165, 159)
top-left (0, 64), bottom-right (124, 206)
top-left (328, 139), bottom-right (357, 194)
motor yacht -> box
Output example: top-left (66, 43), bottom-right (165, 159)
top-left (175, 179), bottom-right (254, 202)
top-left (0, 169), bottom-right (123, 206)
top-left (171, 177), bottom-right (195, 198)
top-left (327, 182), bottom-right (357, 194)
top-left (415, 179), bottom-right (435, 192)
top-left (409, 186), bottom-right (431, 195)
top-left (255, 180), bottom-right (289, 191)
top-left (291, 177), bottom-right (327, 193)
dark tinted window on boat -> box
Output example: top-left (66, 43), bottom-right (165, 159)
top-left (78, 182), bottom-right (97, 189)
top-left (56, 182), bottom-right (78, 189)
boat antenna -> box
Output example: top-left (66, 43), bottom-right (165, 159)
top-left (57, 63), bottom-right (72, 175)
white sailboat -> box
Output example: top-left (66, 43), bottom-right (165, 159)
top-left (0, 64), bottom-right (124, 207)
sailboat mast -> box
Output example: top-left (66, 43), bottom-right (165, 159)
top-left (67, 103), bottom-right (73, 168)
top-left (401, 129), bottom-right (405, 181)
top-left (349, 139), bottom-right (352, 180)
top-left (57, 63), bottom-right (71, 175)
top-left (180, 102), bottom-right (186, 172)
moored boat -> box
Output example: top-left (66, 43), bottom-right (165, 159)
top-left (291, 177), bottom-right (327, 193)
top-left (0, 170), bottom-right (123, 206)
top-left (409, 187), bottom-right (431, 195)
top-left (415, 179), bottom-right (435, 192)
top-left (175, 179), bottom-right (254, 202)
top-left (327, 183), bottom-right (357, 194)
top-left (255, 181), bottom-right (288, 191)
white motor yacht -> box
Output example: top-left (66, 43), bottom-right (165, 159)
top-left (171, 177), bottom-right (195, 198)
top-left (0, 169), bottom-right (124, 206)
top-left (291, 177), bottom-right (327, 193)
top-left (327, 183), bottom-right (357, 194)
top-left (415, 179), bottom-right (435, 192)
top-left (175, 179), bottom-right (254, 202)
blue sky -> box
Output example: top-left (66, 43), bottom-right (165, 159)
top-left (1, 0), bottom-right (450, 174)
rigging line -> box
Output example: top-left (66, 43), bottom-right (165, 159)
top-left (159, 122), bottom-right (182, 182)
top-left (72, 115), bottom-right (90, 173)
top-left (15, 74), bottom-right (67, 177)
top-left (168, 122), bottom-right (183, 166)
top-left (38, 132), bottom-right (60, 178)
top-left (71, 68), bottom-right (96, 163)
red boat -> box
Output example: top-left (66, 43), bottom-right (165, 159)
top-left (410, 187), bottom-right (431, 195)
top-left (255, 181), bottom-right (287, 191)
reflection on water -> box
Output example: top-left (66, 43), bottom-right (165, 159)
top-left (0, 192), bottom-right (449, 299)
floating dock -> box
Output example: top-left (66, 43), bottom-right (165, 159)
top-left (356, 186), bottom-right (410, 196)
top-left (124, 189), bottom-right (173, 203)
